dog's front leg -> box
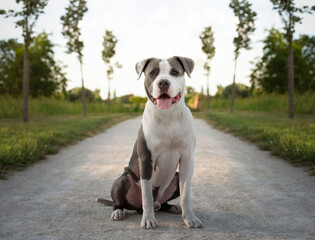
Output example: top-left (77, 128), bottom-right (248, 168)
top-left (140, 177), bottom-right (158, 229)
top-left (138, 126), bottom-right (158, 229)
top-left (179, 152), bottom-right (203, 228)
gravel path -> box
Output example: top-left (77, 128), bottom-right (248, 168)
top-left (0, 117), bottom-right (314, 240)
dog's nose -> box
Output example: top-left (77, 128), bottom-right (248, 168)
top-left (158, 79), bottom-right (170, 91)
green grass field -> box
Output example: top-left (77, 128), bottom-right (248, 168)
top-left (196, 111), bottom-right (315, 173)
top-left (0, 113), bottom-right (138, 178)
top-left (205, 92), bottom-right (315, 114)
top-left (0, 95), bottom-right (144, 118)
top-left (1, 93), bottom-right (314, 177)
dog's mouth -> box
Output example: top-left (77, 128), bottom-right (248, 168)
top-left (152, 92), bottom-right (182, 110)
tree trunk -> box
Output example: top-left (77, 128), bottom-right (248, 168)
top-left (230, 56), bottom-right (237, 113)
top-left (107, 78), bottom-right (110, 113)
top-left (206, 73), bottom-right (210, 110)
top-left (288, 38), bottom-right (295, 119)
top-left (23, 38), bottom-right (30, 123)
top-left (80, 61), bottom-right (87, 117)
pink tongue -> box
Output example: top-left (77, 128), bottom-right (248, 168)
top-left (157, 98), bottom-right (172, 109)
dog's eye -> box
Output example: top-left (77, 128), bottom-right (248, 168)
top-left (149, 70), bottom-right (156, 75)
top-left (171, 69), bottom-right (179, 76)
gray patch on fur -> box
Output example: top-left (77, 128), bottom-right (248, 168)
top-left (137, 125), bottom-right (153, 180)
top-left (173, 56), bottom-right (194, 77)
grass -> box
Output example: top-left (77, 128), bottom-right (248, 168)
top-left (206, 92), bottom-right (315, 114)
top-left (0, 113), bottom-right (139, 178)
top-left (196, 111), bottom-right (315, 173)
top-left (0, 95), bottom-right (144, 118)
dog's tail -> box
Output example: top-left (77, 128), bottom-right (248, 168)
top-left (96, 198), bottom-right (114, 207)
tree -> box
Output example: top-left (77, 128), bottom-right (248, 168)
top-left (270, 0), bottom-right (314, 118)
top-left (1, 0), bottom-right (48, 122)
top-left (61, 0), bottom-right (88, 116)
top-left (229, 0), bottom-right (256, 112)
top-left (102, 30), bottom-right (122, 113)
top-left (200, 26), bottom-right (215, 110)
top-left (67, 87), bottom-right (101, 102)
top-left (250, 28), bottom-right (315, 94)
top-left (0, 33), bottom-right (68, 97)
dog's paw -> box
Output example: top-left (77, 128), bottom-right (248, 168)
top-left (111, 209), bottom-right (125, 221)
top-left (168, 205), bottom-right (182, 214)
top-left (141, 214), bottom-right (158, 229)
top-left (183, 215), bottom-right (203, 228)
top-left (153, 201), bottom-right (161, 212)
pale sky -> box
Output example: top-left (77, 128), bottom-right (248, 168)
top-left (1, 0), bottom-right (315, 98)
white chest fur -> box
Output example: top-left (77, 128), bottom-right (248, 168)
top-left (141, 101), bottom-right (195, 191)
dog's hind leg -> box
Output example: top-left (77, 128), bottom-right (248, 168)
top-left (110, 172), bottom-right (142, 221)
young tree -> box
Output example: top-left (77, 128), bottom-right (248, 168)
top-left (0, 33), bottom-right (68, 97)
top-left (229, 0), bottom-right (256, 113)
top-left (1, 0), bottom-right (48, 122)
top-left (60, 0), bottom-right (88, 116)
top-left (102, 30), bottom-right (122, 113)
top-left (250, 28), bottom-right (315, 94)
top-left (270, 0), bottom-right (314, 118)
top-left (200, 26), bottom-right (215, 110)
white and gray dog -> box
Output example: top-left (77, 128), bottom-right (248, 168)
top-left (97, 56), bottom-right (202, 229)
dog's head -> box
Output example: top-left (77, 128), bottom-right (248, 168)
top-left (136, 56), bottom-right (194, 110)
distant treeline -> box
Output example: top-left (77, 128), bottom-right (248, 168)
top-left (0, 28), bottom-right (314, 99)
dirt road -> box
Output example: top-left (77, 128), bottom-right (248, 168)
top-left (0, 117), bottom-right (314, 240)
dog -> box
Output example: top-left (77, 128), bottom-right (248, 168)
top-left (97, 56), bottom-right (202, 229)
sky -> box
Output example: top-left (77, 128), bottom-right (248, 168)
top-left (1, 0), bottom-right (315, 98)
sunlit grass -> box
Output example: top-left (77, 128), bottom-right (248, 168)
top-left (196, 111), bottom-right (315, 173)
top-left (0, 113), bottom-right (138, 178)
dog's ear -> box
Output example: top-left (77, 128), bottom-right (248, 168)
top-left (135, 58), bottom-right (152, 80)
top-left (174, 56), bottom-right (194, 78)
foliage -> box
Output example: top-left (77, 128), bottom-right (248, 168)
top-left (102, 30), bottom-right (118, 64)
top-left (129, 96), bottom-right (147, 104)
top-left (1, 0), bottom-right (49, 122)
top-left (60, 0), bottom-right (88, 62)
top-left (0, 95), bottom-right (146, 118)
top-left (0, 113), bottom-right (136, 178)
top-left (270, 0), bottom-right (314, 42)
top-left (0, 33), bottom-right (68, 97)
top-left (102, 30), bottom-right (121, 113)
top-left (67, 87), bottom-right (102, 102)
top-left (1, 0), bottom-right (48, 44)
top-left (60, 0), bottom-right (88, 116)
top-left (215, 83), bottom-right (250, 98)
top-left (270, 0), bottom-right (314, 118)
top-left (250, 28), bottom-right (315, 93)
top-left (200, 26), bottom-right (215, 109)
top-left (229, 0), bottom-right (257, 58)
top-left (198, 111), bottom-right (315, 171)
top-left (200, 26), bottom-right (215, 62)
top-left (229, 0), bottom-right (256, 112)
top-left (102, 30), bottom-right (121, 81)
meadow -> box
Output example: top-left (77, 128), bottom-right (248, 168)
top-left (0, 113), bottom-right (138, 178)
top-left (0, 93), bottom-right (314, 177)
top-left (204, 91), bottom-right (315, 114)
top-left (0, 95), bottom-right (144, 118)
top-left (196, 111), bottom-right (315, 173)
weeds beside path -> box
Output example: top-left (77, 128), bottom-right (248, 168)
top-left (0, 113), bottom-right (139, 178)
top-left (195, 111), bottom-right (315, 173)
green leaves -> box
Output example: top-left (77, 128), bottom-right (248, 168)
top-left (60, 0), bottom-right (88, 61)
top-left (2, 0), bottom-right (48, 43)
top-left (270, 0), bottom-right (314, 41)
top-left (200, 26), bottom-right (215, 61)
top-left (229, 0), bottom-right (256, 58)
top-left (0, 33), bottom-right (68, 97)
top-left (102, 30), bottom-right (118, 64)
top-left (250, 28), bottom-right (315, 94)
top-left (102, 30), bottom-right (121, 80)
